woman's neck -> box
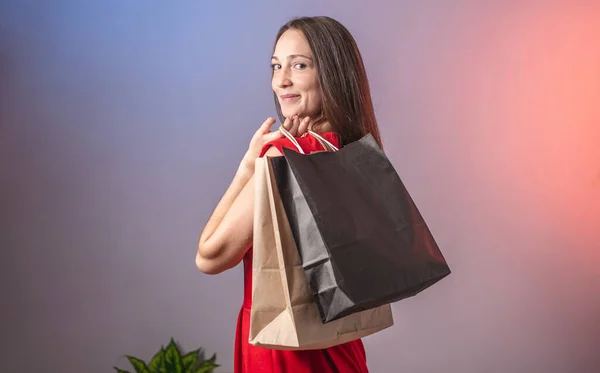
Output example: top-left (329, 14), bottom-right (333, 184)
top-left (311, 119), bottom-right (332, 133)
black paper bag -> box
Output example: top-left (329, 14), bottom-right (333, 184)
top-left (269, 133), bottom-right (451, 323)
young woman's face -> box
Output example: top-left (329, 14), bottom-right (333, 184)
top-left (271, 29), bottom-right (323, 119)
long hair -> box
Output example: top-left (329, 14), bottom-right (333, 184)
top-left (272, 16), bottom-right (383, 148)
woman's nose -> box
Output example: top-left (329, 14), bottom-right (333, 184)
top-left (276, 70), bottom-right (292, 88)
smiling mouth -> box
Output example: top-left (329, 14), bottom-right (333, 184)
top-left (280, 95), bottom-right (300, 102)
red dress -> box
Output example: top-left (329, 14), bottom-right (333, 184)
top-left (234, 132), bottom-right (370, 373)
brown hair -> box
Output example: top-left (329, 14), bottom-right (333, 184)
top-left (272, 16), bottom-right (383, 148)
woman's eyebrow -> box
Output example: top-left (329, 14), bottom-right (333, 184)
top-left (271, 54), bottom-right (313, 61)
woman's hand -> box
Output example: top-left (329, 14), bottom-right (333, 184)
top-left (239, 117), bottom-right (281, 175)
top-left (238, 115), bottom-right (311, 175)
top-left (286, 115), bottom-right (311, 137)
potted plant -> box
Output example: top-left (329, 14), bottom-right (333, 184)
top-left (114, 338), bottom-right (219, 373)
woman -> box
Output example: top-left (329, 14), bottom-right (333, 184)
top-left (196, 16), bottom-right (383, 372)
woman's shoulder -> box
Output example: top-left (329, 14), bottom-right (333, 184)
top-left (259, 132), bottom-right (340, 158)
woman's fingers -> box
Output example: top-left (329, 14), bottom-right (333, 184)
top-left (298, 116), bottom-right (310, 135)
top-left (257, 117), bottom-right (276, 135)
top-left (263, 127), bottom-right (284, 142)
top-left (290, 116), bottom-right (300, 135)
top-left (282, 116), bottom-right (293, 132)
top-left (281, 115), bottom-right (300, 136)
top-left (253, 117), bottom-right (276, 142)
top-left (255, 115), bottom-right (312, 144)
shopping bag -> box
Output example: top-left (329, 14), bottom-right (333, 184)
top-left (248, 155), bottom-right (394, 350)
top-left (269, 127), bottom-right (451, 323)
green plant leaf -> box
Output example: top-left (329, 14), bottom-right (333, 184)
top-left (155, 347), bottom-right (168, 373)
top-left (113, 367), bottom-right (132, 373)
top-left (182, 348), bottom-right (201, 373)
top-left (125, 356), bottom-right (150, 373)
top-left (195, 353), bottom-right (219, 373)
top-left (164, 338), bottom-right (184, 373)
top-left (194, 362), bottom-right (219, 373)
top-left (147, 347), bottom-right (165, 373)
top-left (206, 353), bottom-right (217, 365)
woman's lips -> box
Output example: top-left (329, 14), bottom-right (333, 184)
top-left (280, 94), bottom-right (300, 103)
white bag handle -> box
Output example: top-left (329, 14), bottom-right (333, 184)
top-left (278, 125), bottom-right (339, 154)
top-left (307, 130), bottom-right (339, 152)
top-left (278, 125), bottom-right (305, 154)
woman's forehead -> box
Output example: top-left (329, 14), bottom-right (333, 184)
top-left (273, 29), bottom-right (312, 58)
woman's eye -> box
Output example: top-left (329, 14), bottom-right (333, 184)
top-left (294, 63), bottom-right (307, 69)
top-left (271, 63), bottom-right (281, 70)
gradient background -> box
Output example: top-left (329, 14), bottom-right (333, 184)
top-left (1, 1), bottom-right (599, 372)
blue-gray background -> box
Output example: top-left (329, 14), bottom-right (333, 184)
top-left (1, 1), bottom-right (599, 372)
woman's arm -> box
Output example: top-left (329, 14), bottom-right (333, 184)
top-left (195, 116), bottom-right (309, 274)
top-left (195, 145), bottom-right (282, 274)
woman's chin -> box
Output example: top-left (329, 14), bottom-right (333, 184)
top-left (281, 109), bottom-right (297, 118)
top-left (283, 111), bottom-right (309, 119)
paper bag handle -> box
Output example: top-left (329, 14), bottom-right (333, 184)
top-left (278, 125), bottom-right (339, 154)
top-left (307, 130), bottom-right (339, 152)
